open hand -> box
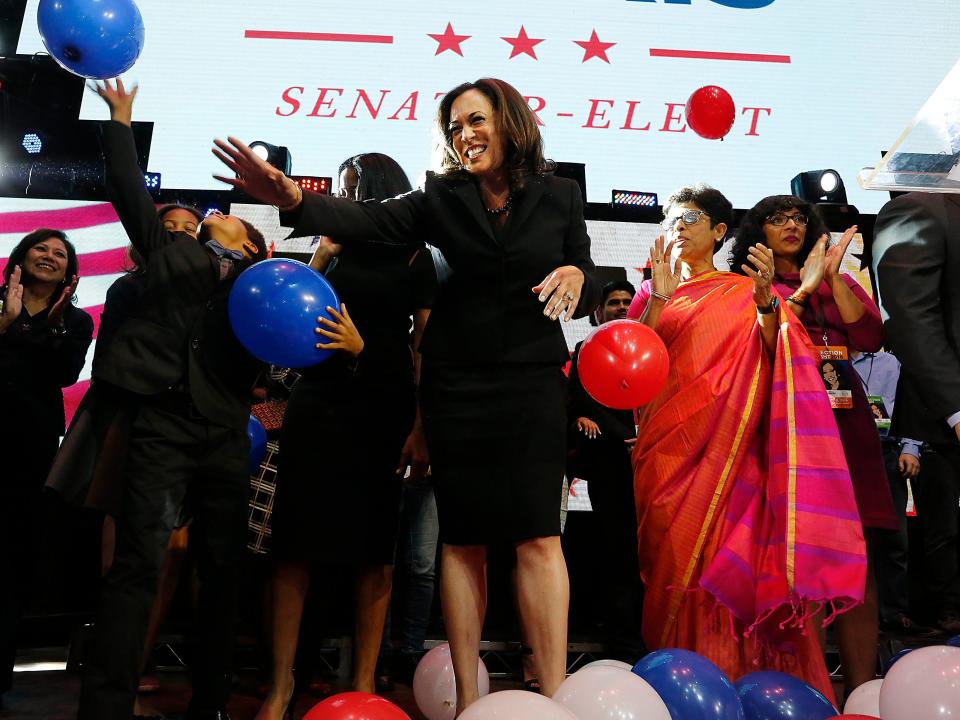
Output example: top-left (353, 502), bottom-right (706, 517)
top-left (0, 266), bottom-right (23, 333)
top-left (824, 225), bottom-right (857, 286)
top-left (649, 235), bottom-right (681, 299)
top-left (90, 78), bottom-right (138, 126)
top-left (740, 243), bottom-right (774, 308)
top-left (315, 303), bottom-right (364, 357)
top-left (576, 417), bottom-right (601, 439)
top-left (212, 136), bottom-right (301, 207)
top-left (532, 265), bottom-right (585, 321)
top-left (48, 274), bottom-right (79, 329)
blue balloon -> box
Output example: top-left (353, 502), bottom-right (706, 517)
top-left (228, 259), bottom-right (341, 369)
top-left (247, 415), bottom-right (267, 475)
top-left (947, 635), bottom-right (960, 648)
top-left (734, 671), bottom-right (837, 720)
top-left (883, 647), bottom-right (914, 675)
top-left (38, 0), bottom-right (145, 79)
top-left (633, 648), bottom-right (745, 720)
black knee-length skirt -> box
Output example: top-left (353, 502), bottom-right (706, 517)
top-left (420, 363), bottom-right (567, 545)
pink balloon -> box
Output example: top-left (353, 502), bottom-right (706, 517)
top-left (842, 678), bottom-right (881, 717)
top-left (554, 666), bottom-right (671, 720)
top-left (458, 690), bottom-right (578, 720)
top-left (879, 645), bottom-right (960, 720)
top-left (413, 643), bottom-right (490, 720)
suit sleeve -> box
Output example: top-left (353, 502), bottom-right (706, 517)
top-left (100, 121), bottom-right (172, 260)
top-left (282, 188), bottom-right (427, 246)
top-left (563, 181), bottom-right (600, 319)
top-left (874, 196), bottom-right (960, 422)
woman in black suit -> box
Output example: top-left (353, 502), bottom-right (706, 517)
top-left (0, 229), bottom-right (93, 701)
top-left (214, 77), bottom-right (600, 711)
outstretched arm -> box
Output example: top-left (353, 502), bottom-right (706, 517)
top-left (93, 79), bottom-right (170, 259)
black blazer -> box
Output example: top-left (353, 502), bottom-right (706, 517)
top-left (93, 121), bottom-right (262, 429)
top-left (283, 171), bottom-right (600, 366)
top-left (873, 191), bottom-right (960, 445)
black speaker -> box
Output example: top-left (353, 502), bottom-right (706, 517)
top-left (554, 161), bottom-right (586, 202)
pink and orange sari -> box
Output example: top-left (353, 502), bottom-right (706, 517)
top-left (632, 271), bottom-right (866, 697)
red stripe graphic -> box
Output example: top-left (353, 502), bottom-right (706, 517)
top-left (0, 203), bottom-right (120, 233)
top-left (650, 48), bottom-right (791, 64)
top-left (76, 247), bottom-right (130, 276)
top-left (64, 380), bottom-right (90, 427)
top-left (245, 29), bottom-right (393, 44)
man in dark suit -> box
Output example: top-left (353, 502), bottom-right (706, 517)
top-left (76, 80), bottom-right (267, 720)
top-left (873, 191), bottom-right (960, 634)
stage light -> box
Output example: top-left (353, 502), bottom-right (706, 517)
top-left (21, 132), bottom-right (42, 154)
top-left (144, 171), bottom-right (161, 191)
top-left (791, 169), bottom-right (848, 204)
top-left (290, 175), bottom-right (332, 195)
top-left (612, 189), bottom-right (658, 207)
top-left (249, 141), bottom-right (292, 175)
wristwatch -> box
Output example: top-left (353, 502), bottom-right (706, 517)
top-left (756, 296), bottom-right (779, 315)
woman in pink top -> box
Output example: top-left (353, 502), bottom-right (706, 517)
top-left (729, 194), bottom-right (895, 699)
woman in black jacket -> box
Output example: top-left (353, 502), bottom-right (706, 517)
top-left (0, 228), bottom-right (93, 701)
top-left (216, 77), bottom-right (600, 713)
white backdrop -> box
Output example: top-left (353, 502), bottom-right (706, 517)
top-left (15, 0), bottom-right (960, 211)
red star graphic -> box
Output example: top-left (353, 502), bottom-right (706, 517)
top-left (574, 29), bottom-right (615, 63)
top-left (501, 25), bottom-right (544, 60)
top-left (428, 22), bottom-right (471, 56)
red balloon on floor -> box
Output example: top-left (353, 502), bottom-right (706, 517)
top-left (304, 692), bottom-right (411, 720)
top-left (578, 320), bottom-right (669, 409)
top-left (685, 85), bottom-right (736, 140)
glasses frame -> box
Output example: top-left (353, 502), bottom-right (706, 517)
top-left (765, 212), bottom-right (809, 227)
top-left (661, 209), bottom-right (710, 231)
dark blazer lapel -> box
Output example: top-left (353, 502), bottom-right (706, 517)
top-left (451, 178), bottom-right (496, 241)
top-left (507, 176), bottom-right (547, 237)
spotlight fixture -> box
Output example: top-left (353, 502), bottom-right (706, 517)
top-left (248, 141), bottom-right (292, 175)
top-left (612, 189), bottom-right (658, 207)
top-left (790, 169), bottom-right (848, 204)
top-left (21, 132), bottom-right (42, 154)
top-left (144, 171), bottom-right (161, 192)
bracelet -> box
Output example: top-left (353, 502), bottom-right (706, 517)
top-left (786, 290), bottom-right (810, 307)
top-left (650, 290), bottom-right (673, 303)
top-left (276, 183), bottom-right (303, 213)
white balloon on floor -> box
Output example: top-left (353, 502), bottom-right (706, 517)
top-left (842, 678), bottom-right (882, 717)
top-left (458, 690), bottom-right (578, 720)
top-left (581, 659), bottom-right (634, 672)
top-left (879, 645), bottom-right (960, 720)
top-left (553, 666), bottom-right (671, 720)
top-left (413, 643), bottom-right (490, 720)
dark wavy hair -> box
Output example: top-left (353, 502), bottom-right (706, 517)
top-left (339, 153), bottom-right (412, 201)
top-left (2, 228), bottom-right (79, 306)
top-left (435, 78), bottom-right (546, 190)
top-left (728, 195), bottom-right (829, 276)
top-left (157, 204), bottom-right (204, 224)
top-left (663, 185), bottom-right (734, 253)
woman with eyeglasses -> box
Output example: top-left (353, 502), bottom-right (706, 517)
top-left (730, 195), bottom-right (896, 698)
top-left (627, 186), bottom-right (865, 699)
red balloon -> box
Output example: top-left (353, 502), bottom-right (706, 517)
top-left (304, 691), bottom-right (411, 720)
top-left (578, 320), bottom-right (669, 409)
top-left (685, 85), bottom-right (736, 140)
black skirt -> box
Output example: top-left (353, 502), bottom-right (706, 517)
top-left (271, 376), bottom-right (414, 566)
top-left (420, 363), bottom-right (567, 545)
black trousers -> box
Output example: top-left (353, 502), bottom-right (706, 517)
top-left (0, 434), bottom-right (59, 695)
top-left (875, 441), bottom-right (910, 621)
top-left (78, 400), bottom-right (249, 720)
top-left (914, 442), bottom-right (960, 617)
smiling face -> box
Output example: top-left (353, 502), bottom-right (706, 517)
top-left (761, 207), bottom-right (808, 263)
top-left (448, 89), bottom-right (505, 179)
top-left (600, 290), bottom-right (633, 323)
top-left (663, 202), bottom-right (726, 266)
top-left (23, 236), bottom-right (68, 285)
top-left (822, 362), bottom-right (840, 388)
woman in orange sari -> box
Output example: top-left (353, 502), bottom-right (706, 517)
top-left (626, 186), bottom-right (866, 699)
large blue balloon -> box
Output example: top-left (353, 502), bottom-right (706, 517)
top-left (947, 635), bottom-right (960, 648)
top-left (734, 671), bottom-right (837, 720)
top-left (228, 259), bottom-right (340, 369)
top-left (38, 0), bottom-right (145, 79)
top-left (247, 415), bottom-right (267, 475)
top-left (883, 647), bottom-right (914, 675)
top-left (633, 648), bottom-right (745, 720)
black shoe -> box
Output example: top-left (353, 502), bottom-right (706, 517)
top-left (375, 656), bottom-right (395, 693)
top-left (881, 612), bottom-right (942, 638)
top-left (183, 711), bottom-right (231, 720)
top-left (392, 652), bottom-right (422, 687)
top-left (938, 613), bottom-right (960, 635)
